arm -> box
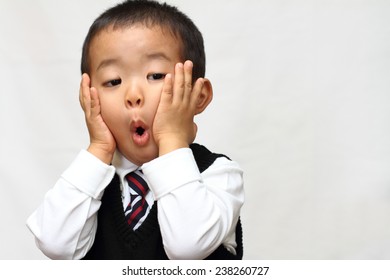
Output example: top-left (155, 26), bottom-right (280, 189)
top-left (26, 150), bottom-right (115, 259)
top-left (143, 149), bottom-right (244, 260)
top-left (26, 74), bottom-right (117, 259)
top-left (149, 62), bottom-right (243, 259)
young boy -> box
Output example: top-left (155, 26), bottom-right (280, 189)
top-left (27, 0), bottom-right (244, 260)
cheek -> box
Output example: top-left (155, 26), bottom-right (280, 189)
top-left (99, 97), bottom-right (122, 128)
top-left (149, 89), bottom-right (162, 112)
top-left (151, 94), bottom-right (161, 110)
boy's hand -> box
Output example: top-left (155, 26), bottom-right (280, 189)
top-left (79, 73), bottom-right (116, 164)
top-left (153, 60), bottom-right (205, 156)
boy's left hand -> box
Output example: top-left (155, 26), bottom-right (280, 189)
top-left (153, 60), bottom-right (204, 156)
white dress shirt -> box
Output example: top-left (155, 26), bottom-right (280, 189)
top-left (26, 147), bottom-right (244, 260)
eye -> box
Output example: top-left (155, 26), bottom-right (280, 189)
top-left (147, 73), bottom-right (166, 81)
top-left (104, 79), bottom-right (122, 87)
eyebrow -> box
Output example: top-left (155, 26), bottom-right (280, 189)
top-left (96, 52), bottom-right (172, 72)
top-left (96, 58), bottom-right (120, 72)
top-left (144, 52), bottom-right (172, 62)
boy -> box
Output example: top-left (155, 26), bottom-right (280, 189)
top-left (27, 0), bottom-right (244, 260)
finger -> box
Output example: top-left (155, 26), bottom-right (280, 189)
top-left (89, 87), bottom-right (100, 118)
top-left (189, 77), bottom-right (204, 108)
top-left (172, 62), bottom-right (184, 103)
top-left (182, 60), bottom-right (193, 103)
top-left (80, 74), bottom-right (91, 115)
top-left (160, 73), bottom-right (173, 104)
top-left (79, 74), bottom-right (86, 109)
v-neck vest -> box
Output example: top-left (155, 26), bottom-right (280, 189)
top-left (83, 143), bottom-right (243, 260)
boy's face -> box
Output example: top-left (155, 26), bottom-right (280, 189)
top-left (88, 25), bottom-right (182, 165)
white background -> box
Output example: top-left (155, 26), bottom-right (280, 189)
top-left (1, 0), bottom-right (389, 259)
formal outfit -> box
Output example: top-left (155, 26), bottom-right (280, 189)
top-left (27, 143), bottom-right (244, 260)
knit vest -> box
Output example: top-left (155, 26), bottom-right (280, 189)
top-left (83, 143), bottom-right (243, 260)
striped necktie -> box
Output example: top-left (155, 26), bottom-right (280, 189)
top-left (124, 170), bottom-right (150, 230)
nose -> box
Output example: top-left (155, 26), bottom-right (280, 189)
top-left (125, 83), bottom-right (144, 108)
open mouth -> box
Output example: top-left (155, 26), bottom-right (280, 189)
top-left (136, 126), bottom-right (145, 136)
top-left (131, 120), bottom-right (150, 146)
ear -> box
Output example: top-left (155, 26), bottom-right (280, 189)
top-left (195, 78), bottom-right (213, 115)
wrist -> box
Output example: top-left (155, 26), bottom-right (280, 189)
top-left (87, 143), bottom-right (115, 164)
top-left (158, 138), bottom-right (189, 157)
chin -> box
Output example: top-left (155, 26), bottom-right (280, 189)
top-left (129, 148), bottom-right (159, 166)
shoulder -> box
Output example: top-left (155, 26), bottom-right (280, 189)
top-left (189, 143), bottom-right (234, 173)
top-left (190, 143), bottom-right (230, 159)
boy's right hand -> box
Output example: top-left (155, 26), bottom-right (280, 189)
top-left (79, 73), bottom-right (116, 164)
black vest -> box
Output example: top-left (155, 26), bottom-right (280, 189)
top-left (83, 143), bottom-right (243, 260)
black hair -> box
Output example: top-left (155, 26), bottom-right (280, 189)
top-left (81, 0), bottom-right (205, 80)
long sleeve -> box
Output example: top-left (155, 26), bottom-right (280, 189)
top-left (142, 148), bottom-right (244, 260)
top-left (26, 150), bottom-right (115, 259)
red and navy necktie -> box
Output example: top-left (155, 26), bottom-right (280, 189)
top-left (124, 170), bottom-right (150, 230)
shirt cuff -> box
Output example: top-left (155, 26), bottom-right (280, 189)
top-left (61, 150), bottom-right (116, 200)
top-left (142, 148), bottom-right (201, 200)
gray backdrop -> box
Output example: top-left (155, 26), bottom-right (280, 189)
top-left (1, 0), bottom-right (390, 259)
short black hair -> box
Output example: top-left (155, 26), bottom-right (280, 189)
top-left (81, 0), bottom-right (206, 80)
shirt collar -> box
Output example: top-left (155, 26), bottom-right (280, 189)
top-left (112, 150), bottom-right (140, 191)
